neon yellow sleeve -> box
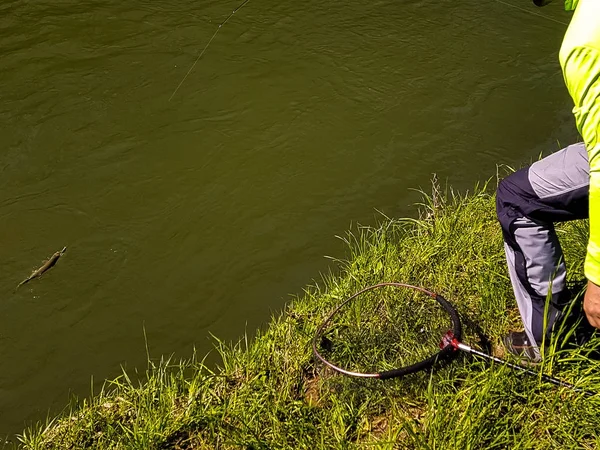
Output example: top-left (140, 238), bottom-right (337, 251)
top-left (561, 46), bottom-right (600, 284)
top-left (559, 0), bottom-right (600, 284)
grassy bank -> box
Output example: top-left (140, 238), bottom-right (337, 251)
top-left (16, 182), bottom-right (600, 449)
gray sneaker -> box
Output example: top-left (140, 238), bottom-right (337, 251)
top-left (503, 331), bottom-right (541, 364)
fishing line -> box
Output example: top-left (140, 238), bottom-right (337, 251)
top-left (490, 0), bottom-right (569, 26)
top-left (169, 0), bottom-right (564, 101)
top-left (169, 0), bottom-right (251, 102)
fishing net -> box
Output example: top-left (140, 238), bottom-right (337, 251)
top-left (313, 283), bottom-right (461, 378)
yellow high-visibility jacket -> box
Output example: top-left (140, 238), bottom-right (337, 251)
top-left (560, 0), bottom-right (600, 283)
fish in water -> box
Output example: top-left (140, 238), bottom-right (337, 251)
top-left (16, 247), bottom-right (67, 290)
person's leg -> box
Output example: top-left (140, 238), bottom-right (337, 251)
top-left (496, 142), bottom-right (589, 359)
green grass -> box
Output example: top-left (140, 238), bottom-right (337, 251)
top-left (14, 179), bottom-right (600, 449)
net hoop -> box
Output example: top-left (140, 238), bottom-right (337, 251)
top-left (312, 282), bottom-right (462, 379)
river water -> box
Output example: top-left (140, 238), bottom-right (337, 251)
top-left (0, 0), bottom-right (579, 437)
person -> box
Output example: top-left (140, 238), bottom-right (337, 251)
top-left (496, 0), bottom-right (600, 362)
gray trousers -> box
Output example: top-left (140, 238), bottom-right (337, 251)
top-left (496, 143), bottom-right (589, 357)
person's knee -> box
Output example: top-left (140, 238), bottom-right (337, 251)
top-left (495, 168), bottom-right (533, 224)
top-left (496, 173), bottom-right (518, 222)
top-left (495, 176), bottom-right (510, 218)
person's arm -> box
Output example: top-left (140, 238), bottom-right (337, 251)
top-left (584, 281), bottom-right (600, 328)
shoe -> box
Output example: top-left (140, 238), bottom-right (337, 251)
top-left (503, 331), bottom-right (541, 364)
